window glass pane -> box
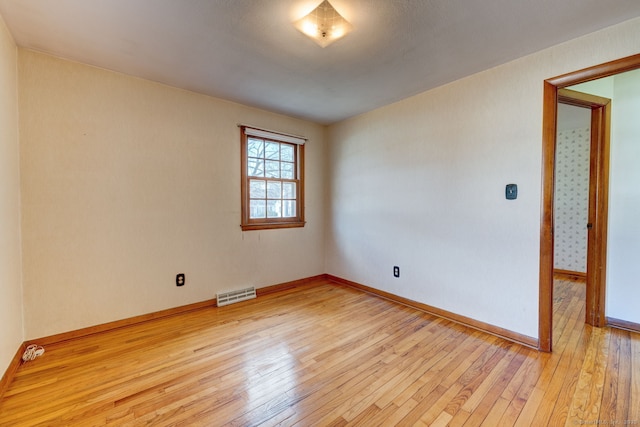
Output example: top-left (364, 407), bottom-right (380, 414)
top-left (283, 182), bottom-right (296, 199)
top-left (242, 129), bottom-right (304, 229)
top-left (267, 181), bottom-right (281, 199)
top-left (281, 144), bottom-right (294, 162)
top-left (247, 158), bottom-right (264, 177)
top-left (249, 180), bottom-right (266, 198)
top-left (281, 162), bottom-right (294, 179)
top-left (265, 160), bottom-right (280, 178)
top-left (250, 199), bottom-right (266, 218)
top-left (247, 138), bottom-right (264, 158)
top-left (267, 200), bottom-right (282, 218)
top-left (283, 200), bottom-right (296, 218)
top-left (265, 142), bottom-right (280, 160)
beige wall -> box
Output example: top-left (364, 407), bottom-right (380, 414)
top-left (606, 70), bottom-right (640, 325)
top-left (0, 15), bottom-right (23, 374)
top-left (326, 17), bottom-right (640, 339)
top-left (18, 50), bottom-right (326, 339)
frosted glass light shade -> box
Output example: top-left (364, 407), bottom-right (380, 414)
top-left (294, 0), bottom-right (353, 47)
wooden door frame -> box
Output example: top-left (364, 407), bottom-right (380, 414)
top-left (557, 89), bottom-right (610, 328)
top-left (539, 53), bottom-right (640, 352)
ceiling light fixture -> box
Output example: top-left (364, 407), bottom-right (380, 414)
top-left (294, 0), bottom-right (353, 48)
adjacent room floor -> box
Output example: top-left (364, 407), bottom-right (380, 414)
top-left (0, 277), bottom-right (638, 426)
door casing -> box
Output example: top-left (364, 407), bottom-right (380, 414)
top-left (539, 53), bottom-right (640, 352)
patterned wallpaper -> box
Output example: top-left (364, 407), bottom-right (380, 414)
top-left (554, 127), bottom-right (590, 273)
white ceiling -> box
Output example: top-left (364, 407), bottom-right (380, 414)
top-left (1, 0), bottom-right (640, 125)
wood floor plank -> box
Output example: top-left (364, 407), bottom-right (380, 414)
top-left (459, 342), bottom-right (518, 413)
top-left (611, 330), bottom-right (630, 423)
top-left (566, 326), bottom-right (606, 423)
top-left (600, 328), bottom-right (624, 423)
top-left (532, 301), bottom-right (588, 424)
top-left (545, 322), bottom-right (588, 426)
top-left (479, 396), bottom-right (511, 426)
top-left (461, 347), bottom-right (527, 426)
top-left (0, 277), bottom-right (638, 426)
top-left (373, 399), bottom-right (419, 427)
top-left (513, 386), bottom-right (546, 427)
top-left (448, 407), bottom-right (472, 427)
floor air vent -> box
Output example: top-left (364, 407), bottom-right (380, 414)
top-left (217, 287), bottom-right (257, 307)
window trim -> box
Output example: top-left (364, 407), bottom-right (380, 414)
top-left (240, 126), bottom-right (305, 231)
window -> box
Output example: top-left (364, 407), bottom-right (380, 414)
top-left (240, 126), bottom-right (305, 230)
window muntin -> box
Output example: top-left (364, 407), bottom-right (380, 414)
top-left (241, 128), bottom-right (305, 230)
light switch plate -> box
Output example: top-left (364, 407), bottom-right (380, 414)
top-left (506, 184), bottom-right (517, 200)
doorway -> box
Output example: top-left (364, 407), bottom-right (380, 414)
top-left (554, 99), bottom-right (591, 282)
top-left (538, 53), bottom-right (640, 352)
top-left (555, 89), bottom-right (610, 333)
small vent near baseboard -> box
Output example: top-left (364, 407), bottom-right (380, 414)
top-left (217, 287), bottom-right (257, 307)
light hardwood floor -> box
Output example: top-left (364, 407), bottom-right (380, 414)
top-left (0, 278), bottom-right (638, 426)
